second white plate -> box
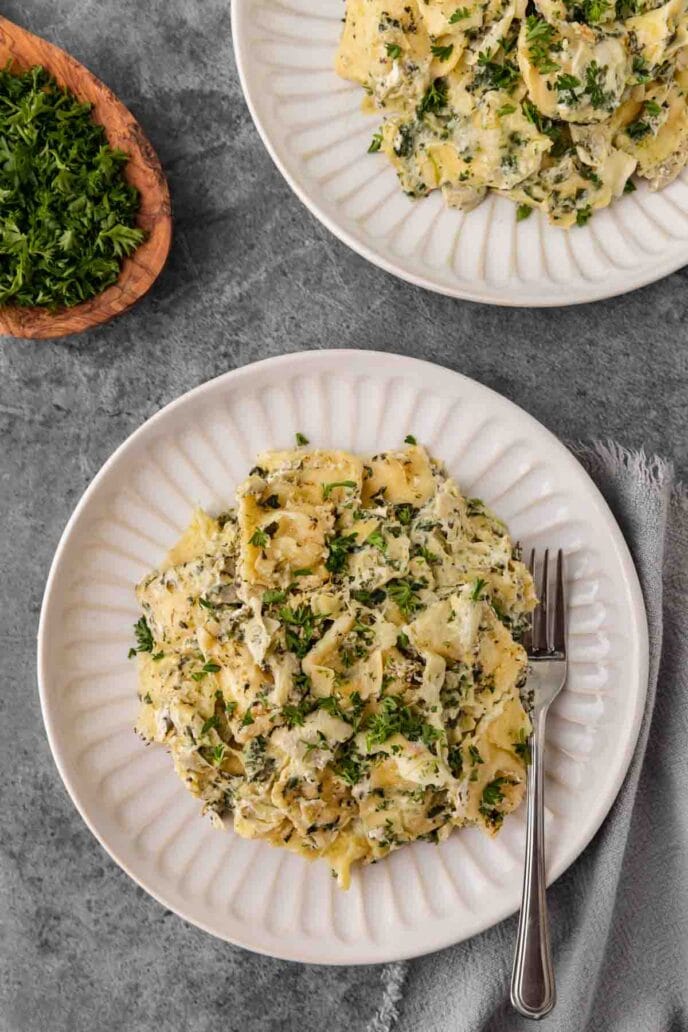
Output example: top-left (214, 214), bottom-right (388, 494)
top-left (232, 0), bottom-right (688, 306)
top-left (38, 349), bottom-right (647, 963)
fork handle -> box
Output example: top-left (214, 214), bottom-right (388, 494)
top-left (510, 709), bottom-right (555, 1020)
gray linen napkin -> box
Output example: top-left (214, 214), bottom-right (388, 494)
top-left (390, 443), bottom-right (688, 1032)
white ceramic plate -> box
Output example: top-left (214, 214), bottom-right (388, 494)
top-left (38, 350), bottom-right (648, 963)
top-left (232, 0), bottom-right (688, 306)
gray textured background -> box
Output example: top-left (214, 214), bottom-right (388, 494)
top-left (1, 1), bottom-right (686, 1030)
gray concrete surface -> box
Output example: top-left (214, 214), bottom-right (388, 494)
top-left (1, 1), bottom-right (686, 1030)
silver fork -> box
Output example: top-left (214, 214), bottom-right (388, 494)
top-left (511, 548), bottom-right (567, 1021)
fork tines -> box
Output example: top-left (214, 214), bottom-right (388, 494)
top-left (523, 548), bottom-right (566, 657)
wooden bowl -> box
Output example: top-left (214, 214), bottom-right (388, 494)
top-left (0, 16), bottom-right (172, 339)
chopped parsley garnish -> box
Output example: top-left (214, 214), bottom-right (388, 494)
top-left (413, 544), bottom-right (439, 564)
top-left (395, 503), bottom-right (416, 525)
top-left (366, 527), bottom-right (387, 552)
top-left (261, 494), bottom-right (281, 510)
top-left (191, 661), bottom-right (222, 682)
top-left (280, 603), bottom-right (320, 657)
top-left (368, 132), bottom-right (383, 153)
top-left (514, 728), bottom-right (532, 765)
top-left (623, 178), bottom-right (636, 194)
top-left (417, 78), bottom-right (448, 117)
top-left (263, 588), bottom-right (286, 604)
top-left (241, 708), bottom-right (255, 727)
top-left (497, 103), bottom-right (517, 116)
top-left (364, 696), bottom-right (442, 753)
top-left (129, 616), bottom-right (153, 656)
top-left (448, 745), bottom-right (463, 777)
top-left (576, 206), bottom-right (593, 227)
top-left (0, 65), bottom-right (145, 310)
top-left (404, 434), bottom-right (417, 445)
top-left (584, 61), bottom-right (610, 109)
top-left (295, 432), bottom-right (309, 445)
top-left (631, 56), bottom-right (650, 84)
top-left (152, 651), bottom-right (165, 662)
top-left (243, 736), bottom-right (274, 782)
top-left (468, 744), bottom-right (483, 764)
top-left (317, 695), bottom-right (345, 719)
top-left (387, 577), bottom-right (422, 616)
top-left (333, 744), bottom-right (367, 786)
top-left (626, 118), bottom-right (652, 140)
top-left (198, 596), bottom-right (216, 610)
top-left (525, 17), bottom-right (560, 74)
top-left (581, 0), bottom-right (610, 21)
top-left (322, 480), bottom-right (357, 500)
top-left (449, 5), bottom-right (470, 19)
top-left (474, 52), bottom-right (520, 91)
top-left (386, 42), bottom-right (402, 60)
top-left (393, 124), bottom-right (415, 158)
top-left (325, 532), bottom-right (358, 574)
top-left (200, 715), bottom-right (219, 736)
top-left (281, 700), bottom-right (312, 728)
top-left (521, 100), bottom-right (571, 157)
top-left (556, 72), bottom-right (581, 105)
top-left (431, 43), bottom-right (454, 61)
top-left (211, 744), bottom-right (225, 765)
top-left (249, 528), bottom-right (269, 548)
top-left (479, 776), bottom-right (515, 825)
top-left (352, 587), bottom-right (387, 607)
top-left (470, 577), bottom-right (487, 601)
top-left (516, 204), bottom-right (533, 222)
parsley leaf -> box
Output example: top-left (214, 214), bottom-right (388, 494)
top-left (325, 532), bottom-right (358, 574)
top-left (200, 715), bottom-right (219, 736)
top-left (431, 43), bottom-right (454, 61)
top-left (364, 696), bottom-right (442, 753)
top-left (130, 616), bottom-right (153, 655)
top-left (366, 528), bottom-right (387, 552)
top-left (249, 528), bottom-right (269, 548)
top-left (584, 60), bottom-right (611, 109)
top-left (474, 52), bottom-right (520, 91)
top-left (417, 78), bottom-right (449, 117)
top-left (556, 72), bottom-right (581, 104)
top-left (295, 432), bottom-right (309, 445)
top-left (368, 131), bottom-right (383, 153)
top-left (470, 577), bottom-right (487, 601)
top-left (387, 578), bottom-right (422, 616)
top-left (281, 700), bottom-right (312, 728)
top-left (449, 6), bottom-right (470, 20)
top-left (525, 17), bottom-right (560, 74)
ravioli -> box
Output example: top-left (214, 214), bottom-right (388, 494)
top-left (336, 0), bottom-right (688, 226)
top-left (132, 443), bottom-right (537, 888)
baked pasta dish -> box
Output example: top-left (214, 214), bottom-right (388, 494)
top-left (335, 0), bottom-right (688, 226)
top-left (131, 441), bottom-right (537, 887)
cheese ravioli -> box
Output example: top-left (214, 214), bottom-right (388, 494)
top-left (336, 0), bottom-right (688, 226)
top-left (133, 443), bottom-right (536, 888)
